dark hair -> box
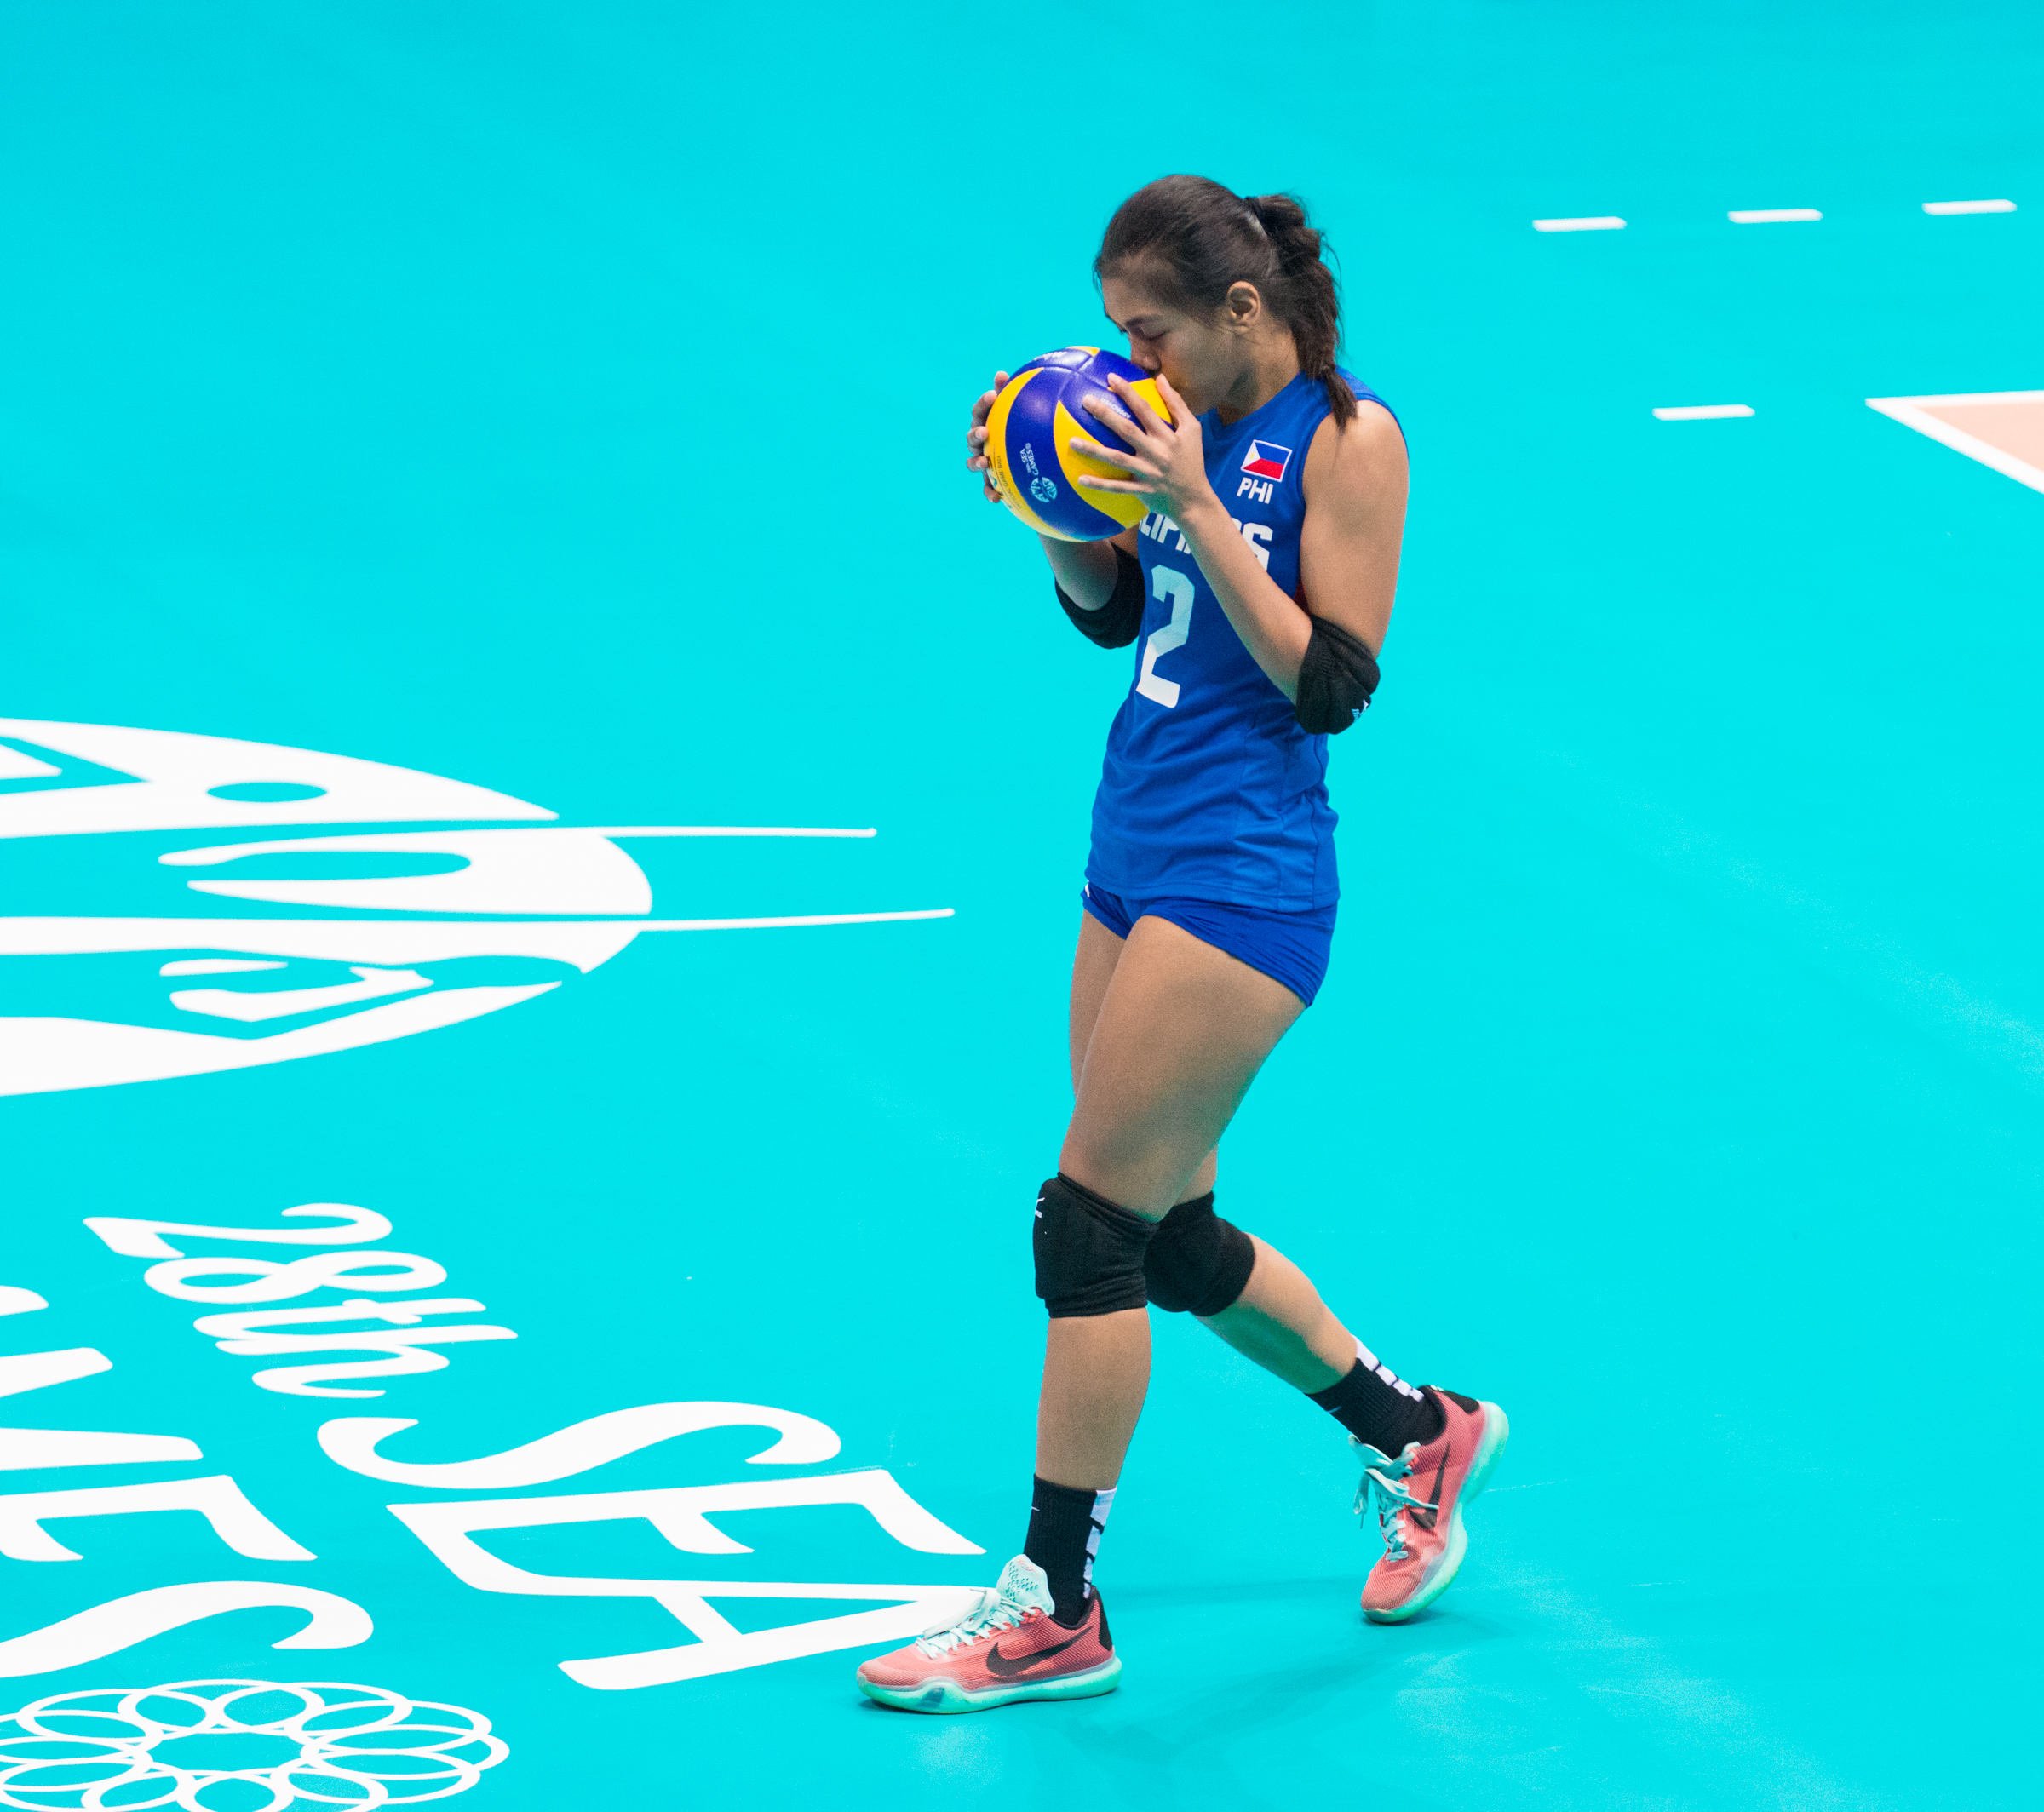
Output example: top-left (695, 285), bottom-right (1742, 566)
top-left (1094, 175), bottom-right (1354, 426)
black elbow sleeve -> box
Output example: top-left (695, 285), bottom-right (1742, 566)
top-left (1293, 615), bottom-right (1381, 734)
top-left (1056, 546), bottom-right (1145, 649)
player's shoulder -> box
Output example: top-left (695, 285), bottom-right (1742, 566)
top-left (1330, 369), bottom-right (1400, 436)
top-left (1300, 383), bottom-right (1406, 525)
top-left (1305, 386), bottom-right (1404, 486)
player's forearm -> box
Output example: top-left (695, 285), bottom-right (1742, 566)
top-left (1040, 536), bottom-right (1120, 611)
top-left (1177, 500), bottom-right (1312, 699)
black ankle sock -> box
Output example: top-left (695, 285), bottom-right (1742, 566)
top-left (1024, 1476), bottom-right (1117, 1626)
top-left (1308, 1347), bottom-right (1444, 1455)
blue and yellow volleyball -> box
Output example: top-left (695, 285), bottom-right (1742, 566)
top-left (985, 347), bottom-right (1173, 541)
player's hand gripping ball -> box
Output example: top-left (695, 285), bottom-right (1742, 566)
top-left (983, 347), bottom-right (1174, 541)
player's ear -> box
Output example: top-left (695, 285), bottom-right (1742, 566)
top-left (1224, 281), bottom-right (1262, 331)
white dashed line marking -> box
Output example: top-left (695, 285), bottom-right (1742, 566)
top-left (1652, 404), bottom-right (1755, 421)
top-left (1728, 208), bottom-right (1822, 224)
top-left (1922, 198), bottom-right (2016, 215)
top-left (1532, 215), bottom-right (1626, 232)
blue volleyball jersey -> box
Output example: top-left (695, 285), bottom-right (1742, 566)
top-left (1086, 369), bottom-right (1395, 911)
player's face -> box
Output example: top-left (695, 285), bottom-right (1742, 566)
top-left (1100, 272), bottom-right (1242, 416)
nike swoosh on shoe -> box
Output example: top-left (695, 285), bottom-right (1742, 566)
top-left (1411, 1449), bottom-right (1450, 1531)
top-left (984, 1628), bottom-right (1087, 1677)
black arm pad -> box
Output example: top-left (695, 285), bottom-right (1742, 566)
top-left (1055, 546), bottom-right (1145, 649)
top-left (1293, 615), bottom-right (1381, 734)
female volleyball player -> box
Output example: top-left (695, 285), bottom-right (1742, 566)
top-left (857, 175), bottom-right (1506, 1713)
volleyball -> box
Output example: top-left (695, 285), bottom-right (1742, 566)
top-left (985, 347), bottom-right (1173, 541)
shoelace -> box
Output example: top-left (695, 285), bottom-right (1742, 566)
top-left (1354, 1445), bottom-right (1424, 1561)
top-left (912, 1586), bottom-right (1027, 1658)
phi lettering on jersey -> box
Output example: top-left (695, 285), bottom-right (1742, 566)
top-left (1237, 439), bottom-right (1289, 504)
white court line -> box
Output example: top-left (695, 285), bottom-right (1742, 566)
top-left (1864, 392), bottom-right (2044, 496)
top-left (1652, 404), bottom-right (1754, 421)
top-left (581, 825), bottom-right (876, 838)
top-left (1922, 198), bottom-right (2015, 215)
top-left (0, 912), bottom-right (956, 956)
top-left (1532, 215), bottom-right (1625, 232)
top-left (1728, 208), bottom-right (1821, 224)
top-left (635, 909), bottom-right (954, 930)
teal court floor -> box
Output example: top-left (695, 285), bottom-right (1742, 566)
top-left (3, 4), bottom-right (2040, 1808)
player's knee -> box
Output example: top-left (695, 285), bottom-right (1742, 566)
top-left (1143, 1192), bottom-right (1256, 1316)
top-left (1033, 1173), bottom-right (1155, 1316)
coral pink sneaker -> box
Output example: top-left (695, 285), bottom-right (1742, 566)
top-left (855, 1555), bottom-right (1121, 1713)
top-left (1355, 1387), bottom-right (1509, 1623)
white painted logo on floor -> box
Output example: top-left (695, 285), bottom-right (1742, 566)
top-left (0, 719), bottom-right (949, 1095)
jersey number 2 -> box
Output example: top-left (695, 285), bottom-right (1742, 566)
top-left (1137, 565), bottom-right (1194, 708)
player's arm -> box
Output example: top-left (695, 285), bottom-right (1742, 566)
top-left (1042, 524), bottom-right (1142, 646)
top-left (1295, 403), bottom-right (1406, 661)
top-left (1042, 525), bottom-right (1139, 613)
top-left (1074, 376), bottom-right (1404, 717)
top-left (967, 370), bottom-right (1139, 622)
top-left (1068, 375), bottom-right (1312, 699)
top-left (1192, 402), bottom-right (1404, 692)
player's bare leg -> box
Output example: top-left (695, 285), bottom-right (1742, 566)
top-left (1068, 911), bottom-right (1509, 1626)
top-left (859, 911), bottom-right (1300, 1712)
top-left (858, 913), bottom-right (1504, 1712)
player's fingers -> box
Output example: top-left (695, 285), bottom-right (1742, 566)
top-left (1147, 371), bottom-right (1188, 427)
top-left (1081, 396), bottom-right (1145, 449)
top-left (1085, 390), bottom-right (1147, 439)
top-left (1095, 380), bottom-right (1161, 437)
top-left (1068, 433), bottom-right (1143, 472)
top-left (1106, 373), bottom-right (1171, 433)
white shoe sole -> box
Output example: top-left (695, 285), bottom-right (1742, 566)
top-left (858, 1654), bottom-right (1122, 1714)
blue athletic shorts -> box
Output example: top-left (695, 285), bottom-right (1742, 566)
top-left (1081, 884), bottom-right (1338, 1008)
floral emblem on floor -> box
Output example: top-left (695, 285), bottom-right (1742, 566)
top-left (0, 1679), bottom-right (508, 1809)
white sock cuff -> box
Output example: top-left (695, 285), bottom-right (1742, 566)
top-left (1354, 1338), bottom-right (1426, 1402)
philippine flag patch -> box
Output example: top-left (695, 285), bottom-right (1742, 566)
top-left (1242, 439), bottom-right (1292, 481)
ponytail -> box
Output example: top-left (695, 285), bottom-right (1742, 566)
top-left (1096, 175), bottom-right (1355, 427)
top-left (1242, 193), bottom-right (1352, 426)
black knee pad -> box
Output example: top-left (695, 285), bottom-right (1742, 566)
top-left (1033, 1173), bottom-right (1155, 1317)
top-left (1143, 1191), bottom-right (1256, 1316)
